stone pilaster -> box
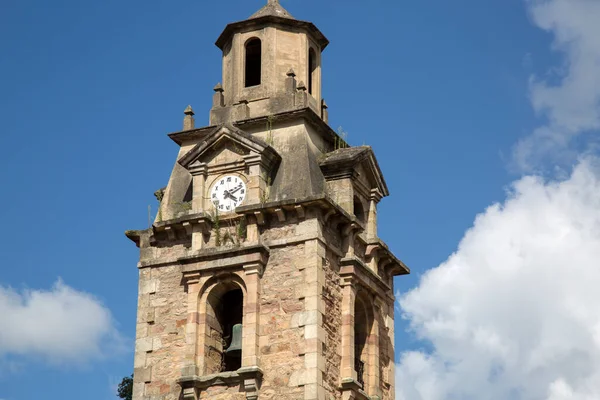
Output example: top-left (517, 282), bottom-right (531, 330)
top-left (303, 239), bottom-right (327, 400)
top-left (242, 262), bottom-right (262, 368)
top-left (340, 278), bottom-right (357, 381)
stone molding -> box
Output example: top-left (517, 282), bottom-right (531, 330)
top-left (180, 243), bottom-right (269, 277)
top-left (177, 366), bottom-right (263, 400)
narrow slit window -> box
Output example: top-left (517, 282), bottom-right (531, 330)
top-left (245, 39), bottom-right (262, 87)
top-left (308, 48), bottom-right (317, 95)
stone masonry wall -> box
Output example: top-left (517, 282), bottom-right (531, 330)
top-left (134, 264), bottom-right (188, 400)
top-left (322, 253), bottom-right (343, 400)
top-left (258, 243), bottom-right (306, 399)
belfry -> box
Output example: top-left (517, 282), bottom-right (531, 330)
top-left (126, 1), bottom-right (410, 399)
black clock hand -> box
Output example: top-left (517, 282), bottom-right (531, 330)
top-left (229, 184), bottom-right (243, 194)
top-left (223, 191), bottom-right (238, 202)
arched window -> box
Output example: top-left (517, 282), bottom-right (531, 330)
top-left (204, 283), bottom-right (244, 374)
top-left (245, 38), bottom-right (262, 87)
top-left (308, 48), bottom-right (317, 95)
top-left (354, 294), bottom-right (373, 388)
top-left (354, 196), bottom-right (366, 225)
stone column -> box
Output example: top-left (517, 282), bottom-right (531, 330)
top-left (242, 262), bottom-right (262, 368)
top-left (190, 164), bottom-right (207, 213)
top-left (367, 189), bottom-right (382, 240)
top-left (189, 164), bottom-right (208, 251)
top-left (342, 223), bottom-right (360, 259)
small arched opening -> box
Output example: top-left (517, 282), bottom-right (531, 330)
top-left (354, 196), bottom-right (366, 225)
top-left (245, 38), bottom-right (262, 87)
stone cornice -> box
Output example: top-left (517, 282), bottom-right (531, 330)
top-left (236, 194), bottom-right (362, 231)
top-left (363, 238), bottom-right (410, 276)
top-left (320, 146), bottom-right (389, 198)
top-left (339, 256), bottom-right (392, 298)
top-left (169, 108), bottom-right (339, 149)
top-left (215, 15), bottom-right (329, 50)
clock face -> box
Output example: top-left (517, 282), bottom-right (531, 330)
top-left (210, 175), bottom-right (247, 212)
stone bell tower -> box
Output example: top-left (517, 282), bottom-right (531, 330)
top-left (126, 1), bottom-right (409, 400)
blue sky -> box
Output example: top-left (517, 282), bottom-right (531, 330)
top-left (2, 1), bottom-right (600, 399)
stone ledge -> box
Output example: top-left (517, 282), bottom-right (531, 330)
top-left (340, 378), bottom-right (371, 400)
top-left (178, 371), bottom-right (240, 389)
top-left (180, 243), bottom-right (270, 279)
top-left (178, 366), bottom-right (263, 400)
top-left (138, 242), bottom-right (270, 270)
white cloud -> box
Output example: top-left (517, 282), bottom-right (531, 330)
top-left (513, 0), bottom-right (600, 171)
top-left (0, 280), bottom-right (121, 365)
top-left (396, 158), bottom-right (600, 399)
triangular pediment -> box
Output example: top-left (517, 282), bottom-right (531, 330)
top-left (320, 146), bottom-right (389, 197)
top-left (178, 124), bottom-right (280, 171)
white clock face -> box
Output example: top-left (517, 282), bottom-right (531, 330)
top-left (210, 175), bottom-right (247, 212)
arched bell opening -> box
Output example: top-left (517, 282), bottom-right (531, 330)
top-left (354, 293), bottom-right (373, 388)
top-left (204, 282), bottom-right (244, 374)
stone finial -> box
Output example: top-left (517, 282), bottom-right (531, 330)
top-left (285, 69), bottom-right (297, 93)
top-left (295, 81), bottom-right (307, 107)
top-left (321, 99), bottom-right (329, 123)
top-left (183, 105), bottom-right (195, 130)
top-left (268, 0), bottom-right (279, 4)
top-left (213, 83), bottom-right (225, 108)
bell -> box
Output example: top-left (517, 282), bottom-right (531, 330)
top-left (225, 323), bottom-right (243, 354)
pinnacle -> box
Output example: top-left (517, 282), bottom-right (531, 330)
top-left (184, 105), bottom-right (195, 115)
top-left (250, 0), bottom-right (294, 20)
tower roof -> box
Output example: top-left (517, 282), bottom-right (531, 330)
top-left (249, 0), bottom-right (294, 20)
top-left (215, 0), bottom-right (329, 50)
